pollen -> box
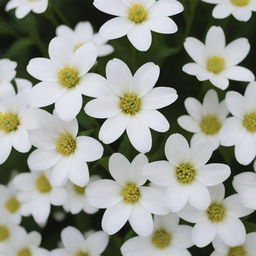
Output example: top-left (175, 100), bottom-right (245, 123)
top-left (35, 174), bottom-right (52, 194)
top-left (128, 4), bottom-right (148, 23)
top-left (227, 246), bottom-right (246, 256)
top-left (4, 197), bottom-right (20, 214)
top-left (0, 225), bottom-right (9, 242)
top-left (17, 248), bottom-right (31, 256)
top-left (151, 229), bottom-right (171, 249)
top-left (57, 65), bottom-right (80, 88)
top-left (0, 112), bottom-right (20, 133)
top-left (230, 0), bottom-right (250, 6)
top-left (73, 184), bottom-right (85, 195)
top-left (207, 202), bottom-right (226, 222)
top-left (75, 251), bottom-right (89, 256)
top-left (121, 183), bottom-right (140, 204)
top-left (200, 115), bottom-right (221, 135)
top-left (207, 56), bottom-right (225, 74)
top-left (119, 93), bottom-right (141, 115)
top-left (55, 134), bottom-right (76, 156)
top-left (176, 163), bottom-right (196, 184)
top-left (243, 112), bottom-right (256, 132)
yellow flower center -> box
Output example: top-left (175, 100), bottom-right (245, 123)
top-left (55, 134), bottom-right (76, 156)
top-left (176, 163), bottom-right (196, 184)
top-left (57, 65), bottom-right (80, 88)
top-left (35, 174), bottom-right (52, 194)
top-left (151, 229), bottom-right (171, 249)
top-left (207, 56), bottom-right (225, 74)
top-left (73, 184), bottom-right (86, 195)
top-left (200, 115), bottom-right (221, 135)
top-left (227, 246), bottom-right (247, 256)
top-left (121, 183), bottom-right (140, 204)
top-left (243, 112), bottom-right (256, 132)
top-left (128, 4), bottom-right (148, 23)
top-left (5, 197), bottom-right (20, 214)
top-left (75, 251), bottom-right (89, 256)
top-left (207, 202), bottom-right (226, 222)
top-left (0, 112), bottom-right (20, 133)
top-left (17, 248), bottom-right (31, 256)
top-left (120, 93), bottom-right (141, 115)
top-left (73, 42), bottom-right (85, 51)
top-left (230, 0), bottom-right (250, 6)
top-left (0, 225), bottom-right (9, 242)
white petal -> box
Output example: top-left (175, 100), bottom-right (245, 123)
top-left (61, 226), bottom-right (85, 251)
top-left (209, 76), bottom-right (229, 90)
top-left (27, 149), bottom-right (60, 171)
top-left (172, 225), bottom-right (193, 248)
top-left (178, 204), bottom-right (205, 223)
top-left (149, 0), bottom-right (184, 16)
top-left (196, 164), bottom-right (231, 186)
top-left (129, 204), bottom-right (153, 236)
top-left (184, 97), bottom-right (203, 121)
top-left (212, 4), bottom-right (233, 19)
top-left (142, 87), bottom-right (178, 109)
top-left (31, 199), bottom-right (51, 223)
top-left (106, 58), bottom-right (132, 97)
top-left (192, 221), bottom-right (216, 247)
top-left (109, 153), bottom-right (130, 185)
top-left (131, 62), bottom-right (160, 97)
top-left (225, 91), bottom-right (246, 118)
top-left (209, 184), bottom-right (225, 202)
top-left (68, 160), bottom-right (89, 187)
top-left (87, 179), bottom-right (122, 208)
top-left (127, 26), bottom-right (152, 51)
top-left (121, 237), bottom-right (151, 256)
top-left (233, 8), bottom-right (252, 22)
top-left (55, 91), bottom-right (82, 121)
top-left (223, 66), bottom-right (255, 82)
top-left (100, 17), bottom-right (134, 40)
top-left (99, 114), bottom-right (129, 144)
top-left (165, 133), bottom-right (190, 166)
top-left (102, 201), bottom-right (131, 235)
top-left (147, 17), bottom-right (178, 34)
top-left (12, 128), bottom-right (31, 153)
top-left (93, 0), bottom-right (127, 16)
top-left (182, 63), bottom-right (210, 81)
top-left (127, 117), bottom-right (152, 153)
top-left (86, 231), bottom-right (109, 255)
top-left (245, 233), bottom-right (256, 254)
top-left (0, 136), bottom-right (12, 164)
top-left (178, 115), bottom-right (200, 133)
top-left (217, 217), bottom-right (246, 246)
top-left (205, 26), bottom-right (225, 54)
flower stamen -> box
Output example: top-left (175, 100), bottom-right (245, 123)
top-left (55, 134), bottom-right (76, 156)
top-left (0, 112), bottom-right (20, 133)
top-left (58, 65), bottom-right (79, 88)
top-left (230, 0), bottom-right (250, 6)
top-left (207, 56), bottom-right (225, 74)
top-left (119, 93), bottom-right (141, 115)
top-left (151, 229), bottom-right (171, 249)
top-left (227, 246), bottom-right (246, 256)
top-left (35, 175), bottom-right (52, 194)
top-left (4, 197), bottom-right (20, 214)
top-left (0, 226), bottom-right (9, 242)
top-left (207, 202), bottom-right (226, 222)
top-left (128, 4), bottom-right (148, 23)
top-left (200, 115), bottom-right (221, 135)
top-left (176, 163), bottom-right (196, 184)
top-left (243, 112), bottom-right (256, 132)
top-left (121, 183), bottom-right (140, 204)
top-left (17, 248), bottom-right (31, 256)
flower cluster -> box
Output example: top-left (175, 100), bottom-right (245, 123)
top-left (1, 0), bottom-right (256, 255)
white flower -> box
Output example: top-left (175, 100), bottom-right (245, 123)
top-left (87, 153), bottom-right (169, 236)
top-left (27, 115), bottom-right (103, 187)
top-left (51, 227), bottom-right (109, 256)
top-left (2, 227), bottom-right (49, 256)
top-left (5, 0), bottom-right (48, 19)
top-left (56, 21), bottom-right (114, 57)
top-left (84, 58), bottom-right (178, 153)
top-left (178, 184), bottom-right (253, 247)
top-left (220, 82), bottom-right (256, 165)
top-left (0, 182), bottom-right (22, 224)
top-left (178, 89), bottom-right (229, 150)
top-left (211, 232), bottom-right (256, 256)
top-left (143, 133), bottom-right (231, 212)
top-left (12, 170), bottom-right (67, 224)
top-left (0, 93), bottom-right (49, 164)
top-left (0, 59), bottom-right (16, 100)
top-left (201, 0), bottom-right (256, 22)
top-left (183, 26), bottom-right (254, 90)
top-left (121, 213), bottom-right (193, 256)
top-left (232, 162), bottom-right (256, 210)
top-left (63, 175), bottom-right (100, 214)
top-left (27, 37), bottom-right (98, 121)
top-left (94, 0), bottom-right (183, 51)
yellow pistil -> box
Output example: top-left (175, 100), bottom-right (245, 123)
top-left (0, 112), bottom-right (20, 133)
top-left (119, 93), bottom-right (141, 115)
top-left (151, 229), bottom-right (171, 249)
top-left (35, 175), bottom-right (52, 194)
top-left (17, 248), bottom-right (31, 256)
top-left (128, 4), bottom-right (148, 23)
top-left (230, 0), bottom-right (250, 6)
top-left (207, 56), bottom-right (225, 74)
top-left (0, 225), bottom-right (9, 242)
top-left (176, 163), bottom-right (196, 184)
top-left (243, 112), bottom-right (256, 132)
top-left (73, 42), bottom-right (85, 51)
top-left (75, 251), bottom-right (89, 256)
top-left (227, 246), bottom-right (247, 256)
top-left (4, 197), bottom-right (20, 214)
top-left (121, 183), bottom-right (140, 204)
top-left (57, 65), bottom-right (80, 88)
top-left (55, 134), bottom-right (76, 156)
top-left (200, 115), bottom-right (221, 135)
top-left (207, 202), bottom-right (226, 222)
top-left (73, 184), bottom-right (85, 195)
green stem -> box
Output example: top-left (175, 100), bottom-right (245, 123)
top-left (52, 1), bottom-right (71, 26)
